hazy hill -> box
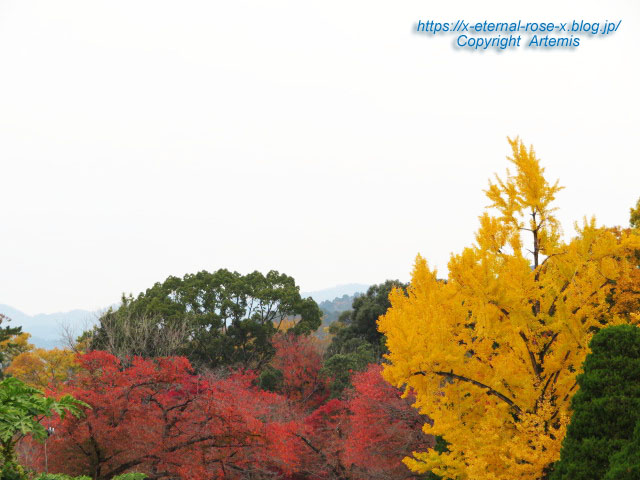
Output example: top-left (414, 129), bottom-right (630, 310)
top-left (0, 304), bottom-right (98, 348)
top-left (304, 284), bottom-right (370, 332)
top-left (317, 293), bottom-right (360, 328)
top-left (302, 283), bottom-right (369, 303)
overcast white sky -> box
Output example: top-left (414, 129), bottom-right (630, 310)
top-left (0, 0), bottom-right (638, 314)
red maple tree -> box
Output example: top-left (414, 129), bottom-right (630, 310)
top-left (271, 333), bottom-right (328, 410)
top-left (30, 351), bottom-right (303, 479)
top-left (21, 349), bottom-right (435, 479)
top-left (345, 364), bottom-right (435, 479)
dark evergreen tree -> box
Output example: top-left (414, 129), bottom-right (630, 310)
top-left (322, 280), bottom-right (407, 396)
top-left (630, 196), bottom-right (640, 229)
top-left (0, 314), bottom-right (22, 343)
top-left (550, 324), bottom-right (640, 480)
top-left (0, 314), bottom-right (23, 377)
top-left (326, 280), bottom-right (408, 359)
top-left (604, 420), bottom-right (640, 480)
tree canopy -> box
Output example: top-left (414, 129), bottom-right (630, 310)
top-left (5, 348), bottom-right (80, 389)
top-left (91, 269), bottom-right (322, 369)
top-left (604, 421), bottom-right (640, 480)
top-left (327, 281), bottom-right (408, 359)
top-left (378, 138), bottom-right (640, 480)
top-left (322, 281), bottom-right (407, 397)
top-left (630, 196), bottom-right (640, 229)
top-left (0, 315), bottom-right (26, 377)
top-left (551, 324), bottom-right (640, 480)
top-left (0, 376), bottom-right (86, 477)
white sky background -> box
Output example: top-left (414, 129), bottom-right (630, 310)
top-left (0, 0), bottom-right (638, 314)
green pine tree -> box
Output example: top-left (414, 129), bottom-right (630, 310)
top-left (550, 324), bottom-right (640, 480)
top-left (604, 420), bottom-right (640, 480)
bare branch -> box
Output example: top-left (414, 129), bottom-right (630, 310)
top-left (414, 370), bottom-right (522, 415)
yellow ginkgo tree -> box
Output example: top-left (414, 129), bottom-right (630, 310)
top-left (378, 138), bottom-right (640, 480)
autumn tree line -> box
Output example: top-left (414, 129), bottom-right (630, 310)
top-left (0, 274), bottom-right (431, 480)
top-left (0, 138), bottom-right (639, 480)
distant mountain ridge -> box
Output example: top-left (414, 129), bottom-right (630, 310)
top-left (0, 283), bottom-right (370, 348)
top-left (301, 283), bottom-right (369, 303)
top-left (317, 293), bottom-right (360, 329)
top-left (0, 304), bottom-right (99, 348)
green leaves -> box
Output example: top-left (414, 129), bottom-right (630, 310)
top-left (0, 314), bottom-right (25, 377)
top-left (604, 421), bottom-right (640, 480)
top-left (33, 475), bottom-right (92, 480)
top-left (92, 269), bottom-right (322, 370)
top-left (322, 281), bottom-right (407, 397)
top-left (33, 474), bottom-right (145, 480)
top-left (630, 197), bottom-right (640, 229)
top-left (326, 280), bottom-right (407, 361)
top-left (0, 377), bottom-right (88, 464)
top-left (551, 325), bottom-right (640, 480)
top-left (111, 474), bottom-right (147, 480)
top-left (322, 342), bottom-right (375, 397)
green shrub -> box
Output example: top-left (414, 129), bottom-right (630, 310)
top-left (112, 474), bottom-right (146, 480)
top-left (1, 462), bottom-right (27, 480)
top-left (32, 475), bottom-right (90, 480)
top-left (32, 473), bottom-right (145, 480)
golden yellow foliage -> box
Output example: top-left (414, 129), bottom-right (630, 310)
top-left (608, 228), bottom-right (640, 319)
top-left (5, 348), bottom-right (80, 389)
top-left (274, 317), bottom-right (299, 332)
top-left (379, 138), bottom-right (640, 480)
top-left (0, 332), bottom-right (34, 371)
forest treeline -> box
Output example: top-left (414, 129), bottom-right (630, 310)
top-left (0, 274), bottom-right (431, 480)
top-left (0, 138), bottom-right (639, 480)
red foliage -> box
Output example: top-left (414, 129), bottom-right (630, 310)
top-left (21, 351), bottom-right (434, 480)
top-left (345, 364), bottom-right (435, 479)
top-left (271, 333), bottom-right (328, 410)
top-left (29, 351), bottom-right (303, 480)
top-left (297, 399), bottom-right (351, 480)
top-left (291, 365), bottom-right (435, 480)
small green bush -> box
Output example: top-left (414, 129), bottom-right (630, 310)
top-left (1, 462), bottom-right (27, 480)
top-left (32, 473), bottom-right (145, 480)
top-left (112, 474), bottom-right (147, 480)
top-left (32, 475), bottom-right (90, 480)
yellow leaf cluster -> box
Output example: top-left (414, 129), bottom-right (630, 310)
top-left (5, 347), bottom-right (80, 389)
top-left (379, 138), bottom-right (640, 480)
top-left (0, 332), bottom-right (34, 371)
